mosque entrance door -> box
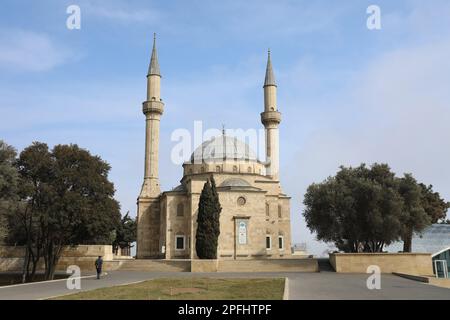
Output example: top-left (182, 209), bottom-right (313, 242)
top-left (233, 217), bottom-right (250, 259)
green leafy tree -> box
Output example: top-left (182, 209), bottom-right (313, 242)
top-left (44, 144), bottom-right (120, 279)
top-left (112, 212), bottom-right (137, 255)
top-left (195, 176), bottom-right (222, 259)
top-left (397, 174), bottom-right (430, 252)
top-left (303, 163), bottom-right (448, 253)
top-left (399, 180), bottom-right (449, 252)
top-left (14, 142), bottom-right (53, 281)
top-left (0, 140), bottom-right (19, 243)
top-left (419, 183), bottom-right (449, 224)
top-left (303, 164), bottom-right (404, 252)
top-left (12, 142), bottom-right (121, 280)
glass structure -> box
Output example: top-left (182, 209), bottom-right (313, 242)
top-left (387, 224), bottom-right (450, 276)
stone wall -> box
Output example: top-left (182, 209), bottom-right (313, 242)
top-left (0, 245), bottom-right (117, 272)
top-left (191, 259), bottom-right (219, 272)
top-left (329, 253), bottom-right (433, 275)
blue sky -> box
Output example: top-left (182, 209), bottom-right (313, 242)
top-left (1, 0), bottom-right (450, 255)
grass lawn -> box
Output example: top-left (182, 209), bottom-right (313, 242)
top-left (53, 278), bottom-right (285, 300)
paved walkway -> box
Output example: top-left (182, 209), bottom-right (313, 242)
top-left (287, 272), bottom-right (450, 299)
top-left (0, 271), bottom-right (449, 300)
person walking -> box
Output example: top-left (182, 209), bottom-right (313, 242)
top-left (95, 256), bottom-right (103, 279)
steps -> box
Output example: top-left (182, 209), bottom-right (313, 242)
top-left (107, 258), bottom-right (320, 273)
top-left (218, 258), bottom-right (319, 272)
top-left (116, 259), bottom-right (190, 272)
top-left (317, 258), bottom-right (335, 272)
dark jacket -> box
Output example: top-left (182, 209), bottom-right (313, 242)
top-left (95, 258), bottom-right (103, 270)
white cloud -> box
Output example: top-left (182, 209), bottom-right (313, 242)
top-left (0, 29), bottom-right (70, 72)
top-left (283, 39), bottom-right (450, 255)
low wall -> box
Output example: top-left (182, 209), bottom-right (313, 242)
top-left (0, 246), bottom-right (26, 271)
top-left (191, 260), bottom-right (219, 272)
top-left (329, 253), bottom-right (433, 275)
top-left (393, 273), bottom-right (450, 289)
top-left (108, 258), bottom-right (318, 273)
top-left (0, 245), bottom-right (118, 272)
top-left (218, 258), bottom-right (319, 272)
top-left (112, 259), bottom-right (190, 272)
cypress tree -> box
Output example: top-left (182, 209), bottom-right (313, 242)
top-left (210, 175), bottom-right (222, 251)
top-left (195, 176), bottom-right (222, 259)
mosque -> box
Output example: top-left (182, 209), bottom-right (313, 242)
top-left (136, 36), bottom-right (292, 260)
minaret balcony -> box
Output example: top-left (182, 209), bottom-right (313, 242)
top-left (142, 100), bottom-right (164, 115)
top-left (261, 111), bottom-right (281, 126)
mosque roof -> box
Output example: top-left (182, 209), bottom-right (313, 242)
top-left (220, 178), bottom-right (252, 187)
top-left (190, 135), bottom-right (258, 163)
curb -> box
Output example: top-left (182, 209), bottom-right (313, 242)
top-left (392, 272), bottom-right (429, 283)
top-left (283, 277), bottom-right (289, 300)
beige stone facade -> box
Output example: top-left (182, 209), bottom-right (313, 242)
top-left (137, 37), bottom-right (292, 260)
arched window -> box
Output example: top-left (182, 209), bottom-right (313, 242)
top-left (247, 167), bottom-right (252, 173)
top-left (216, 166), bottom-right (221, 172)
top-left (201, 166), bottom-right (205, 173)
top-left (278, 205), bottom-right (282, 218)
top-left (177, 203), bottom-right (184, 217)
top-left (266, 203), bottom-right (270, 217)
top-left (233, 165), bottom-right (238, 173)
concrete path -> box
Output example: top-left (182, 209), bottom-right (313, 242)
top-left (0, 271), bottom-right (449, 300)
top-left (287, 272), bottom-right (450, 300)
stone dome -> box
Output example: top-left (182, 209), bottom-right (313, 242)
top-left (220, 178), bottom-right (252, 187)
top-left (190, 135), bottom-right (258, 163)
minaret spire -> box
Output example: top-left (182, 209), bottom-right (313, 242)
top-left (264, 49), bottom-right (276, 87)
top-left (148, 33), bottom-right (161, 76)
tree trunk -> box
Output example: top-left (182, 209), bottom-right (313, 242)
top-left (403, 228), bottom-right (413, 252)
top-left (44, 242), bottom-right (63, 280)
top-left (21, 247), bottom-right (30, 284)
top-left (30, 253), bottom-right (39, 281)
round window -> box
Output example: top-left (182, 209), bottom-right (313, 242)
top-left (237, 196), bottom-right (246, 206)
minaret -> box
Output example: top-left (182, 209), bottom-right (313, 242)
top-left (261, 50), bottom-right (281, 180)
top-left (141, 33), bottom-right (164, 197)
top-left (137, 34), bottom-right (164, 258)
